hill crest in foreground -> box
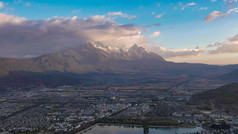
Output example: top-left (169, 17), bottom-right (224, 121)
top-left (191, 83), bottom-right (238, 113)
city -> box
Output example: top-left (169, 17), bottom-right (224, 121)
top-left (1, 85), bottom-right (238, 134)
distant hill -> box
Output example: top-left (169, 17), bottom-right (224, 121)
top-left (191, 83), bottom-right (238, 113)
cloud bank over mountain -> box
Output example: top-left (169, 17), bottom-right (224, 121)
top-left (0, 13), bottom-right (205, 59)
top-left (0, 13), bottom-right (146, 58)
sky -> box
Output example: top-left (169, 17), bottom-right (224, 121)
top-left (0, 0), bottom-right (238, 64)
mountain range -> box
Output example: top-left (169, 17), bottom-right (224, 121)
top-left (0, 42), bottom-right (238, 91)
top-left (0, 42), bottom-right (166, 76)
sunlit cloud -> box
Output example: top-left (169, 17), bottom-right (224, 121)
top-left (149, 31), bottom-right (160, 37)
top-left (0, 13), bottom-right (26, 24)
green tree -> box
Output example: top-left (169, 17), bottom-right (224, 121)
top-left (143, 125), bottom-right (149, 134)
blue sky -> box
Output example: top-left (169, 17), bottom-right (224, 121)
top-left (0, 0), bottom-right (238, 64)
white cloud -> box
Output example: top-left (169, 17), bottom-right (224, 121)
top-left (23, 2), bottom-right (31, 7)
top-left (14, 0), bottom-right (22, 4)
top-left (128, 15), bottom-right (137, 19)
top-left (157, 3), bottom-right (160, 7)
top-left (108, 12), bottom-right (124, 16)
top-left (209, 34), bottom-right (238, 54)
top-left (224, 0), bottom-right (237, 9)
top-left (211, 0), bottom-right (217, 2)
top-left (204, 7), bottom-right (238, 22)
top-left (0, 13), bottom-right (147, 58)
top-left (71, 9), bottom-right (81, 14)
top-left (187, 2), bottom-right (197, 6)
top-left (181, 2), bottom-right (197, 10)
top-left (0, 1), bottom-right (4, 9)
top-left (144, 45), bottom-right (203, 58)
top-left (199, 7), bottom-right (208, 10)
top-left (107, 11), bottom-right (137, 19)
top-left (150, 31), bottom-right (160, 37)
top-left (179, 2), bottom-right (183, 7)
top-left (227, 7), bottom-right (238, 13)
top-left (14, 0), bottom-right (32, 7)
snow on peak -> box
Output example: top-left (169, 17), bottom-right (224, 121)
top-left (89, 41), bottom-right (122, 52)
